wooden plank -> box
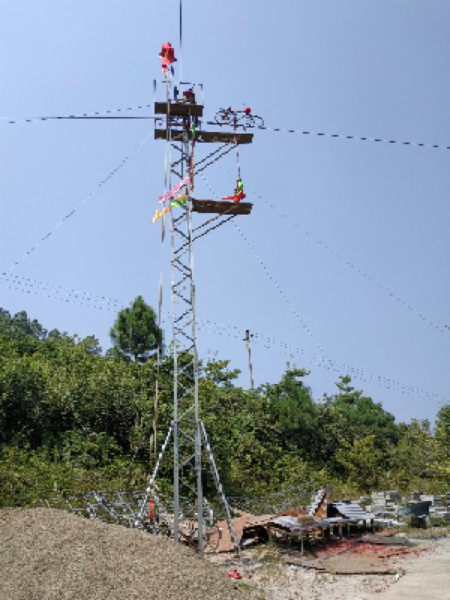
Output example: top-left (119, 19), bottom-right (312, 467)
top-left (192, 200), bottom-right (253, 215)
top-left (197, 130), bottom-right (253, 144)
top-left (154, 102), bottom-right (204, 117)
top-left (154, 129), bottom-right (253, 144)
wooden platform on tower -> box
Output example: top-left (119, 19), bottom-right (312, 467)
top-left (154, 101), bottom-right (204, 117)
top-left (154, 128), bottom-right (253, 144)
top-left (192, 199), bottom-right (253, 215)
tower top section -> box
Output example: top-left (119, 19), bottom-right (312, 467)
top-left (153, 43), bottom-right (260, 217)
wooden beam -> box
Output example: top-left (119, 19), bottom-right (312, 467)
top-left (154, 129), bottom-right (253, 144)
top-left (197, 131), bottom-right (253, 144)
top-left (154, 102), bottom-right (204, 117)
top-left (192, 200), bottom-right (253, 215)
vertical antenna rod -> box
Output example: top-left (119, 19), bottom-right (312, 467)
top-left (179, 0), bottom-right (183, 80)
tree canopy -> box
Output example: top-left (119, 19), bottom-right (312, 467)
top-left (109, 296), bottom-right (163, 362)
top-left (0, 305), bottom-right (449, 507)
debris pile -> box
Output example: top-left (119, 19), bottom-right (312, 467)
top-left (207, 487), bottom-right (450, 555)
top-left (206, 512), bottom-right (275, 553)
top-left (207, 488), bottom-right (377, 554)
top-left (365, 489), bottom-right (450, 526)
top-left (285, 534), bottom-right (422, 575)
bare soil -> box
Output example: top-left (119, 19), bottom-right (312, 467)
top-left (208, 532), bottom-right (450, 600)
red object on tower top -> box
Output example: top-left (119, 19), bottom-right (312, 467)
top-left (159, 42), bottom-right (177, 73)
top-left (243, 106), bottom-right (252, 114)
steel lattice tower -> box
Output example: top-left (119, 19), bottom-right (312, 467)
top-left (137, 74), bottom-right (256, 555)
top-left (166, 89), bottom-right (204, 549)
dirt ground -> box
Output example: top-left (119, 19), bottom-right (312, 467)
top-left (208, 531), bottom-right (450, 600)
top-left (363, 536), bottom-right (450, 600)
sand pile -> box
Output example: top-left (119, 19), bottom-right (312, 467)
top-left (0, 509), bottom-right (254, 600)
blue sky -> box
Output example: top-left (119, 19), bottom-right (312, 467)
top-left (1, 0), bottom-right (450, 425)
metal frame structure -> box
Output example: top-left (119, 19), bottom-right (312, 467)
top-left (136, 81), bottom-right (256, 555)
top-left (166, 91), bottom-right (204, 549)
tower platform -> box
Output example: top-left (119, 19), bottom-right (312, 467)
top-left (192, 199), bottom-right (253, 215)
top-left (154, 101), bottom-right (204, 117)
top-left (154, 129), bottom-right (253, 144)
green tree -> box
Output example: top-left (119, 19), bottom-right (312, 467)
top-left (390, 419), bottom-right (437, 492)
top-left (316, 376), bottom-right (398, 472)
top-left (265, 368), bottom-right (319, 460)
top-left (434, 405), bottom-right (450, 483)
top-left (109, 296), bottom-right (163, 362)
top-left (335, 434), bottom-right (385, 492)
top-left (435, 405), bottom-right (450, 457)
top-left (0, 308), bottom-right (47, 355)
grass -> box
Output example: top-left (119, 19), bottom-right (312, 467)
top-left (399, 524), bottom-right (450, 540)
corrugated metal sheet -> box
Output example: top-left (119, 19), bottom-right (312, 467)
top-left (269, 515), bottom-right (326, 533)
top-left (331, 501), bottom-right (373, 521)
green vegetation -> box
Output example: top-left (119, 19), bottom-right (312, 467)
top-left (109, 295), bottom-right (163, 362)
top-left (0, 303), bottom-right (449, 507)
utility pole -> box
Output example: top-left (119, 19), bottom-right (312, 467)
top-left (244, 329), bottom-right (254, 390)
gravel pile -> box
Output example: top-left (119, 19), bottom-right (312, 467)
top-left (0, 509), bottom-right (255, 600)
